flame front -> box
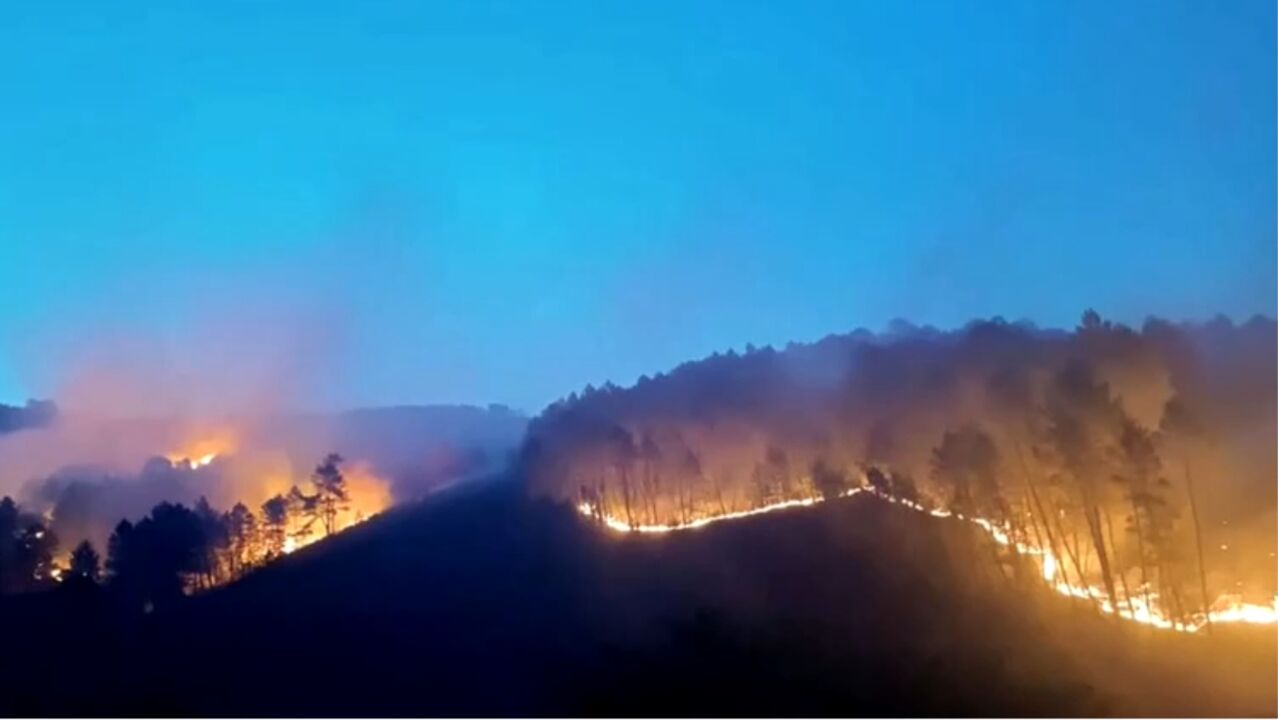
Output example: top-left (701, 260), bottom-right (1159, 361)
top-left (576, 488), bottom-right (1278, 635)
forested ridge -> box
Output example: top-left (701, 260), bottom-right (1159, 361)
top-left (522, 312), bottom-right (1277, 626)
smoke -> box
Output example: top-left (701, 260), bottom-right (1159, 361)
top-left (523, 312), bottom-right (1276, 598)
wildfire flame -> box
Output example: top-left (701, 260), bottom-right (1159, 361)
top-left (577, 488), bottom-right (1278, 635)
top-left (276, 460), bottom-right (391, 557)
top-left (166, 429), bottom-right (237, 469)
top-left (160, 435), bottom-right (393, 579)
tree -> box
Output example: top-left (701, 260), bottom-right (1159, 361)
top-left (226, 502), bottom-right (258, 575)
top-left (0, 496), bottom-right (60, 593)
top-left (105, 520), bottom-right (134, 580)
top-left (194, 496), bottom-right (229, 588)
top-left (261, 494), bottom-right (290, 556)
top-left (1042, 360), bottom-right (1124, 613)
top-left (288, 486), bottom-right (318, 546)
top-left (311, 453), bottom-right (349, 536)
top-left (606, 427), bottom-right (638, 528)
top-left (68, 540), bottom-right (101, 583)
top-left (931, 426), bottom-right (1002, 519)
top-left (18, 522), bottom-right (58, 589)
top-left (1112, 419), bottom-right (1159, 616)
top-left (0, 496), bottom-right (19, 592)
top-left (106, 502), bottom-right (208, 611)
top-left (811, 459), bottom-right (849, 501)
top-left (638, 433), bottom-right (662, 525)
top-left (1161, 396), bottom-right (1213, 631)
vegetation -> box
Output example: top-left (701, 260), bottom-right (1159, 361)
top-left (0, 452), bottom-right (355, 609)
top-left (0, 479), bottom-right (1271, 716)
top-left (523, 312), bottom-right (1277, 625)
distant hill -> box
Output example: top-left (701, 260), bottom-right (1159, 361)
top-left (2, 474), bottom-right (1272, 716)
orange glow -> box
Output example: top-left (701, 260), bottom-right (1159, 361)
top-left (578, 487), bottom-right (1278, 635)
top-left (166, 428), bottom-right (238, 468)
top-left (268, 460), bottom-right (391, 558)
top-left (160, 433), bottom-right (393, 585)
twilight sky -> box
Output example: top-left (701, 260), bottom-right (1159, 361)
top-left (1, 1), bottom-right (1274, 414)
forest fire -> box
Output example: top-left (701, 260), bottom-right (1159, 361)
top-left (536, 315), bottom-right (1278, 645)
top-left (26, 446), bottom-right (394, 591)
top-left (165, 430), bottom-right (238, 469)
top-left (577, 487), bottom-right (1278, 634)
top-left (178, 451), bottom-right (393, 585)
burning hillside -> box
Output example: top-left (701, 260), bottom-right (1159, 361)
top-left (527, 313), bottom-right (1278, 638)
top-left (0, 404), bottom-right (524, 600)
top-left (577, 487), bottom-right (1278, 634)
top-left (2, 442), bottom-right (392, 601)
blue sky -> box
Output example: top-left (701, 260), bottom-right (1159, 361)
top-left (1, 0), bottom-right (1274, 413)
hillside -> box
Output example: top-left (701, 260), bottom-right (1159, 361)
top-left (3, 474), bottom-right (1272, 716)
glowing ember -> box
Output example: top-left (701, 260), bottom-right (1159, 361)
top-left (577, 487), bottom-right (1278, 635)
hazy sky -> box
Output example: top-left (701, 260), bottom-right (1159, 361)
top-left (2, 1), bottom-right (1274, 414)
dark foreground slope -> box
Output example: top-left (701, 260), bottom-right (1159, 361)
top-left (2, 477), bottom-right (1273, 716)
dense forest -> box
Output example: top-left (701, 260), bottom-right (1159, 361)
top-left (522, 312), bottom-right (1277, 628)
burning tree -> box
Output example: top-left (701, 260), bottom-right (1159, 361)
top-left (931, 425), bottom-right (1004, 521)
top-left (260, 494), bottom-right (290, 556)
top-left (225, 502), bottom-right (259, 575)
top-left (312, 453), bottom-right (349, 536)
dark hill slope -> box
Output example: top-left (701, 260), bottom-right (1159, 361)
top-left (3, 478), bottom-right (1274, 716)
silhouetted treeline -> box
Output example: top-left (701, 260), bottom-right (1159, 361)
top-left (0, 496), bottom-right (60, 593)
top-left (0, 453), bottom-right (358, 611)
top-left (0, 399), bottom-right (56, 435)
top-left (523, 312), bottom-right (1277, 624)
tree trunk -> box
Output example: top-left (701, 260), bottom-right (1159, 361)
top-left (1184, 460), bottom-right (1213, 634)
top-left (1103, 508), bottom-right (1133, 617)
top-left (1011, 440), bottom-right (1075, 591)
top-left (1128, 494), bottom-right (1153, 618)
top-left (1081, 494), bottom-right (1120, 618)
top-left (1050, 502), bottom-right (1101, 613)
top-left (619, 467), bottom-right (635, 528)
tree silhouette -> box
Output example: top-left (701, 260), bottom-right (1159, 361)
top-left (931, 426), bottom-right (1003, 520)
top-left (0, 496), bottom-right (61, 592)
top-left (226, 502), bottom-right (258, 574)
top-left (106, 502), bottom-right (208, 611)
top-left (312, 453), bottom-right (349, 536)
top-left (1160, 395), bottom-right (1213, 631)
top-left (288, 486), bottom-right (318, 546)
top-left (68, 539), bottom-right (101, 583)
top-left (261, 495), bottom-right (290, 556)
top-left (1043, 359), bottom-right (1124, 613)
top-left (18, 521), bottom-right (58, 588)
top-left (0, 496), bottom-right (19, 592)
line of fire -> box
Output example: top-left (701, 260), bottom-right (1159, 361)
top-left (527, 314), bottom-right (1278, 640)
